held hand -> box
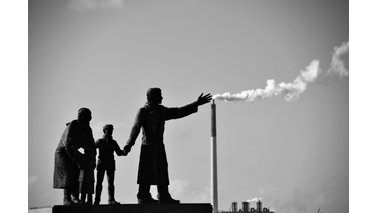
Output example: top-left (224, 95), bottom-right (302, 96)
top-left (123, 144), bottom-right (131, 155)
top-left (196, 93), bottom-right (212, 106)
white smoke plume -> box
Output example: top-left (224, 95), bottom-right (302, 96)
top-left (213, 41), bottom-right (349, 102)
top-left (247, 197), bottom-right (263, 202)
top-left (329, 41), bottom-right (349, 78)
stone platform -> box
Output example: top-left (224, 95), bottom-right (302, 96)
top-left (29, 203), bottom-right (212, 213)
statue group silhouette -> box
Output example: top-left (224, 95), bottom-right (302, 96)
top-left (53, 88), bottom-right (212, 205)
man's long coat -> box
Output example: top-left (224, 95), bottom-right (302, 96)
top-left (127, 102), bottom-right (198, 185)
top-left (53, 120), bottom-right (95, 188)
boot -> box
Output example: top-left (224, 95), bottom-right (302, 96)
top-left (137, 193), bottom-right (158, 204)
top-left (86, 194), bottom-right (93, 205)
top-left (137, 184), bottom-right (158, 204)
top-left (94, 185), bottom-right (102, 205)
top-left (157, 185), bottom-right (179, 204)
top-left (157, 194), bottom-right (180, 204)
top-left (80, 193), bottom-right (86, 204)
top-left (108, 185), bottom-right (121, 205)
top-left (63, 189), bottom-right (73, 205)
top-left (71, 187), bottom-right (83, 204)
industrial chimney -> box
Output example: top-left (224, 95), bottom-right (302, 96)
top-left (231, 202), bottom-right (238, 212)
top-left (242, 201), bottom-right (250, 212)
top-left (211, 100), bottom-right (218, 213)
top-left (256, 200), bottom-right (262, 212)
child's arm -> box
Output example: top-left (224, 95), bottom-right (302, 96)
top-left (113, 140), bottom-right (127, 156)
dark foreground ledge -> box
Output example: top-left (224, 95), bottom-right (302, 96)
top-left (29, 203), bottom-right (212, 213)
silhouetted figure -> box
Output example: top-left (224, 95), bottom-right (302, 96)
top-left (53, 108), bottom-right (95, 205)
top-left (78, 134), bottom-right (96, 205)
top-left (94, 124), bottom-right (126, 205)
top-left (123, 88), bottom-right (212, 204)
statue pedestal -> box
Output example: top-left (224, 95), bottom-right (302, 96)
top-left (29, 204), bottom-right (212, 213)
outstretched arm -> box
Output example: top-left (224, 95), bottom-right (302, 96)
top-left (165, 93), bottom-right (212, 120)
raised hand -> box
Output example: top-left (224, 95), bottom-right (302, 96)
top-left (196, 93), bottom-right (212, 106)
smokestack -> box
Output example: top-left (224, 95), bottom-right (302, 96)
top-left (231, 202), bottom-right (238, 212)
top-left (242, 201), bottom-right (250, 212)
top-left (256, 200), bottom-right (262, 212)
top-left (211, 100), bottom-right (218, 213)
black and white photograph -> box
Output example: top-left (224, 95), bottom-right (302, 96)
top-left (9, 0), bottom-right (372, 212)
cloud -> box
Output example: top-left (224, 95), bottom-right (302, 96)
top-left (67, 0), bottom-right (126, 12)
top-left (170, 179), bottom-right (210, 203)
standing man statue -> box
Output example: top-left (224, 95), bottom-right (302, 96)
top-left (123, 88), bottom-right (212, 204)
top-left (53, 108), bottom-right (95, 205)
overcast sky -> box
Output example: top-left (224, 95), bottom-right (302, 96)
top-left (29, 1), bottom-right (348, 212)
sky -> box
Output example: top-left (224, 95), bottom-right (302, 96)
top-left (28, 0), bottom-right (349, 212)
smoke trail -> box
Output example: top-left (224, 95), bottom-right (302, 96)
top-left (213, 41), bottom-right (349, 102)
top-left (247, 197), bottom-right (263, 202)
top-left (329, 41), bottom-right (349, 78)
